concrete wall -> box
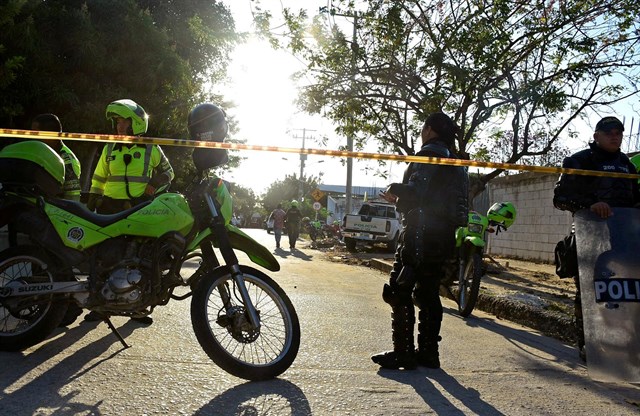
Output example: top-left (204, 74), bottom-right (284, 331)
top-left (484, 172), bottom-right (573, 263)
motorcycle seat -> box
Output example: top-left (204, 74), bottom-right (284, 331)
top-left (47, 198), bottom-right (152, 227)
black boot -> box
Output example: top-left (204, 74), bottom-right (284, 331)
top-left (416, 310), bottom-right (442, 368)
top-left (371, 305), bottom-right (417, 370)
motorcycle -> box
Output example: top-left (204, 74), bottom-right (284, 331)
top-left (0, 140), bottom-right (300, 381)
top-left (443, 202), bottom-right (517, 317)
top-left (302, 217), bottom-right (325, 242)
top-left (322, 221), bottom-right (342, 240)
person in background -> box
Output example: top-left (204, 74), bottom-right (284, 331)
top-left (553, 115), bottom-right (639, 362)
top-left (87, 99), bottom-right (174, 215)
top-left (285, 200), bottom-right (303, 249)
top-left (29, 113), bottom-right (83, 327)
top-left (32, 114), bottom-right (81, 201)
top-left (371, 112), bottom-right (469, 370)
top-left (269, 203), bottom-right (286, 249)
top-left (85, 99), bottom-right (174, 325)
top-left (10, 113), bottom-right (82, 247)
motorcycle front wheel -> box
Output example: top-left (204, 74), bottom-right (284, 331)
top-left (0, 246), bottom-right (68, 351)
top-left (457, 250), bottom-right (483, 317)
top-left (191, 265), bottom-right (300, 381)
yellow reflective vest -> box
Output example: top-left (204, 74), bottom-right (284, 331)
top-left (90, 143), bottom-right (174, 200)
top-left (59, 143), bottom-right (81, 200)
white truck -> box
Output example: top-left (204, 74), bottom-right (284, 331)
top-left (342, 201), bottom-right (402, 252)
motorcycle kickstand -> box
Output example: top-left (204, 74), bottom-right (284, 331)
top-left (103, 317), bottom-right (130, 349)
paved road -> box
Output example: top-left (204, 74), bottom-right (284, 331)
top-left (0, 229), bottom-right (639, 415)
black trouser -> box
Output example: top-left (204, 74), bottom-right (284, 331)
top-left (287, 223), bottom-right (300, 248)
top-left (96, 196), bottom-right (144, 214)
top-left (384, 231), bottom-right (448, 349)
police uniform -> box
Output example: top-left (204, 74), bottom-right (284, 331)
top-left (373, 139), bottom-right (469, 369)
top-left (59, 143), bottom-right (81, 200)
top-left (553, 141), bottom-right (639, 356)
top-left (89, 143), bottom-right (174, 214)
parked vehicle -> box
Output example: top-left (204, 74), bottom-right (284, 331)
top-left (322, 221), bottom-right (342, 240)
top-left (0, 141), bottom-right (300, 381)
top-left (302, 217), bottom-right (325, 242)
top-left (443, 202), bottom-right (517, 317)
top-left (264, 217), bottom-right (274, 233)
top-left (342, 202), bottom-right (401, 252)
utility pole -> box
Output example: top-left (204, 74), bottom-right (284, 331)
top-left (291, 128), bottom-right (316, 201)
top-left (320, 6), bottom-right (358, 215)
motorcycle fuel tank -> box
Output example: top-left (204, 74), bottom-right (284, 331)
top-left (45, 193), bottom-right (194, 251)
top-left (104, 193), bottom-right (194, 238)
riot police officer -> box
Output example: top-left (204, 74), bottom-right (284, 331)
top-left (553, 115), bottom-right (639, 361)
top-left (372, 112), bottom-right (469, 370)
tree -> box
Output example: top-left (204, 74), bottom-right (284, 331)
top-left (0, 0), bottom-right (240, 186)
top-left (261, 173), bottom-right (323, 219)
top-left (228, 182), bottom-right (260, 227)
top-left (255, 0), bottom-right (640, 195)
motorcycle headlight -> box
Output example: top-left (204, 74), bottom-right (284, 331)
top-left (467, 223), bottom-right (484, 234)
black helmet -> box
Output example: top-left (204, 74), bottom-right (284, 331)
top-left (188, 103), bottom-right (229, 170)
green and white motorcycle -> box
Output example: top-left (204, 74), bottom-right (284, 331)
top-left (444, 202), bottom-right (517, 317)
top-left (0, 140), bottom-right (300, 381)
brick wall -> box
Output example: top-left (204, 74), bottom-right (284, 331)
top-left (484, 172), bottom-right (573, 263)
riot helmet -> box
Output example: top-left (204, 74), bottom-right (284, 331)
top-left (106, 99), bottom-right (149, 135)
top-left (188, 103), bottom-right (229, 170)
top-left (487, 202), bottom-right (516, 229)
top-left (32, 113), bottom-right (62, 132)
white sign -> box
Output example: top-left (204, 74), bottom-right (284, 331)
top-left (313, 202), bottom-right (321, 211)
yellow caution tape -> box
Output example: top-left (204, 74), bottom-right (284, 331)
top-left (1, 128), bottom-right (639, 179)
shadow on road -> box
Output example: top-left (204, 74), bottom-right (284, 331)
top-left (0, 320), bottom-right (138, 415)
top-left (452, 307), bottom-right (578, 366)
top-left (379, 368), bottom-right (506, 415)
top-left (272, 247), bottom-right (313, 262)
top-left (195, 378), bottom-right (311, 415)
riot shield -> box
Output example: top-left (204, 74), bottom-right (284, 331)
top-left (574, 207), bottom-right (640, 382)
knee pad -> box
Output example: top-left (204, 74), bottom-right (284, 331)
top-left (382, 283), bottom-right (400, 306)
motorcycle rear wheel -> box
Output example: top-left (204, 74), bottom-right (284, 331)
top-left (457, 251), bottom-right (483, 317)
top-left (191, 265), bottom-right (300, 380)
top-left (0, 246), bottom-right (68, 351)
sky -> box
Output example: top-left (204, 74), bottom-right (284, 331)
top-left (219, 1), bottom-right (402, 196)
top-left (218, 2), bottom-right (640, 195)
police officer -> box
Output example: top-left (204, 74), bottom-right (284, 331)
top-left (85, 99), bottom-right (174, 325)
top-left (553, 115), bottom-right (639, 361)
top-left (10, 114), bottom-right (82, 247)
top-left (32, 114), bottom-right (82, 200)
top-left (87, 99), bottom-right (174, 214)
top-left (371, 112), bottom-right (469, 370)
top-left (285, 200), bottom-right (303, 249)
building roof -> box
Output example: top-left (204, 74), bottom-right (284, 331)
top-left (318, 184), bottom-right (386, 197)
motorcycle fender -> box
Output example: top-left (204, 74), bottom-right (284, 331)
top-left (464, 235), bottom-right (486, 247)
top-left (188, 225), bottom-right (280, 272)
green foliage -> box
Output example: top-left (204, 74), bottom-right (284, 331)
top-left (228, 182), bottom-right (260, 225)
top-left (261, 173), bottom-right (323, 219)
top-left (258, 0), bottom-right (640, 186)
top-left (0, 0), bottom-right (240, 189)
